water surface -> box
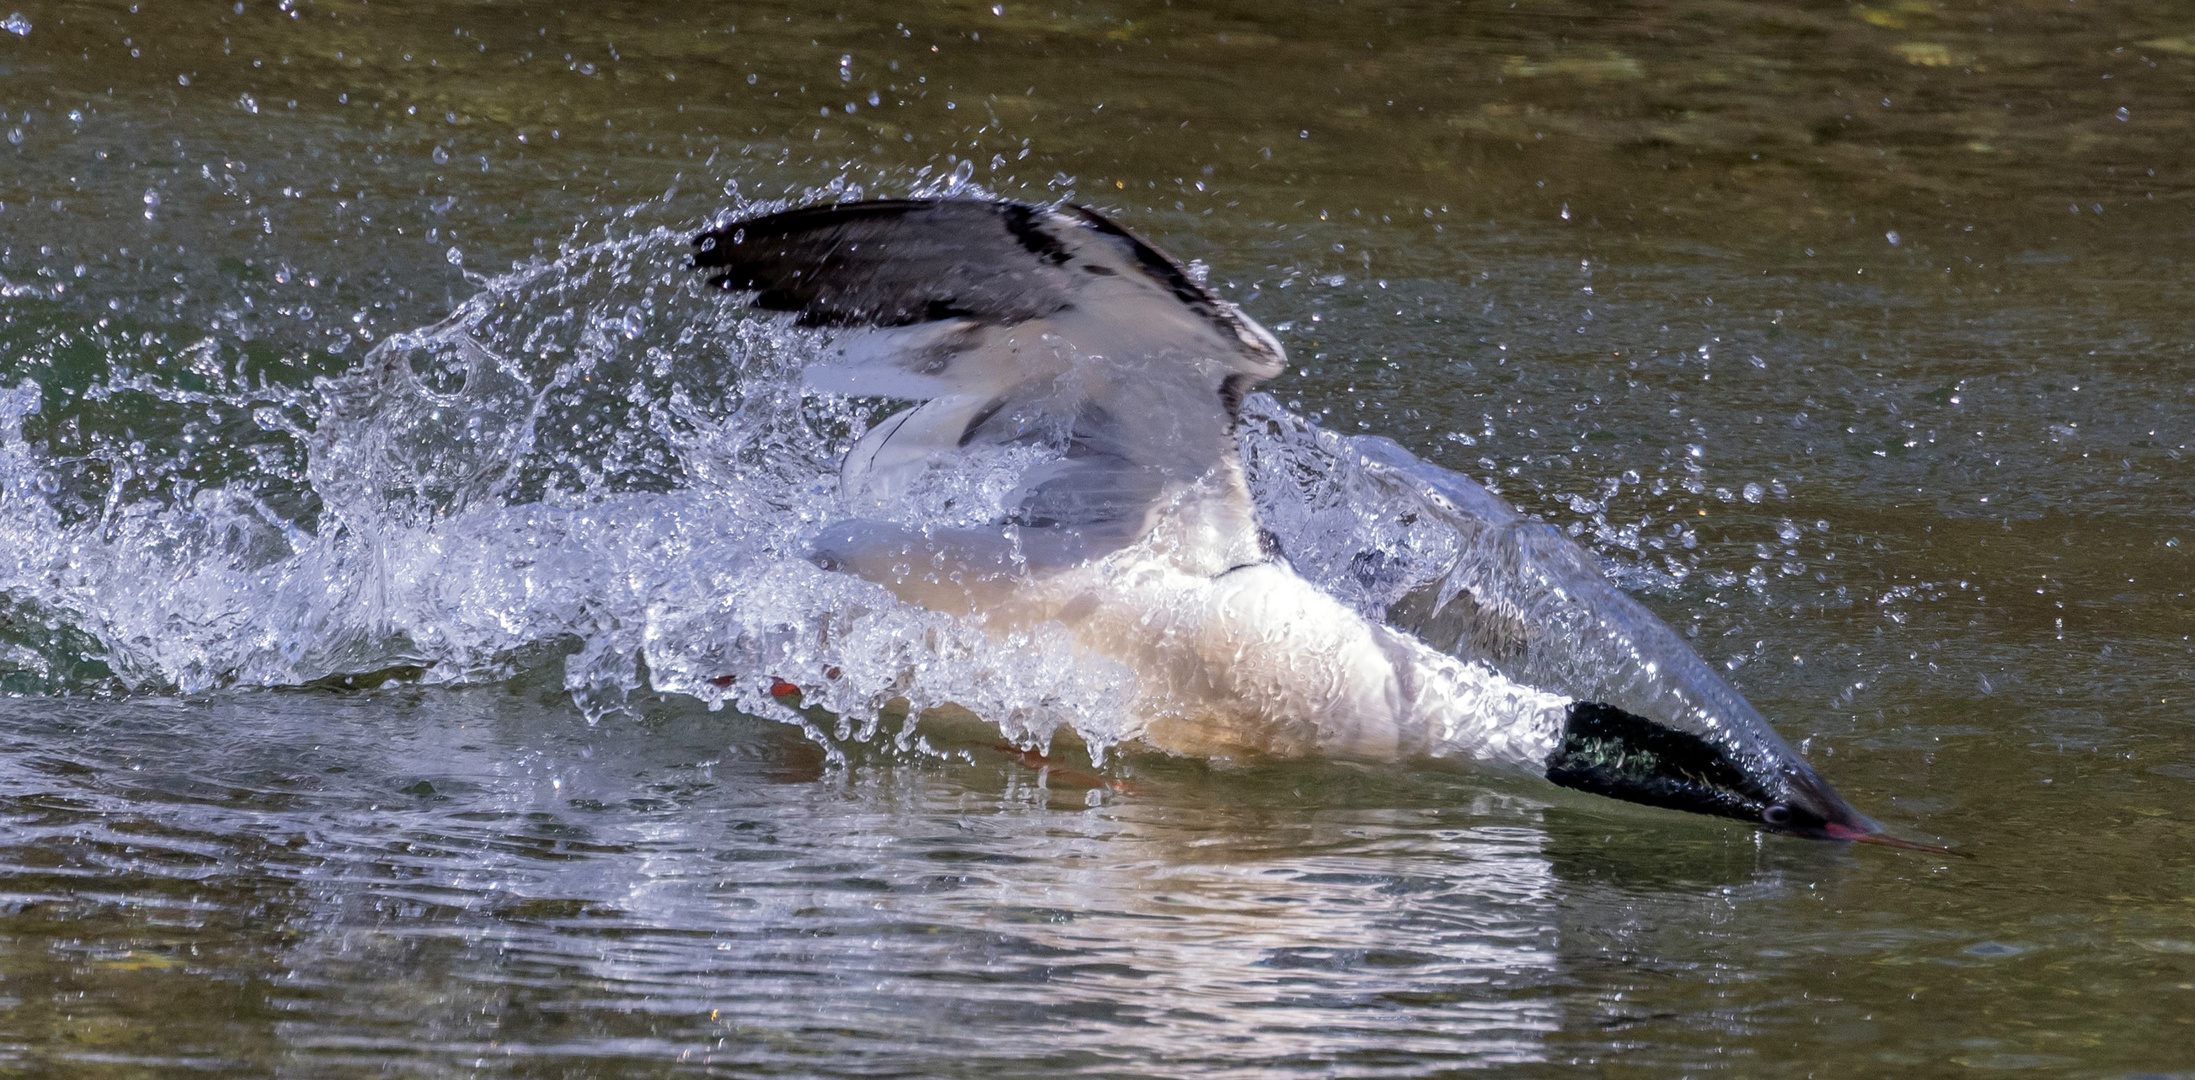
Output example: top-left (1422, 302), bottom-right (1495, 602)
top-left (2, 1), bottom-right (2193, 1075)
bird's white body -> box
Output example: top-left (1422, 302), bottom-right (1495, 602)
top-left (829, 456), bottom-right (1569, 769)
top-left (1006, 558), bottom-right (1567, 767)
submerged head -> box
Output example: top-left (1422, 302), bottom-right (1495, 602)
top-left (1544, 701), bottom-right (1887, 842)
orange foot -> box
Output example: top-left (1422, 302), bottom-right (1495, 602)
top-left (708, 669), bottom-right (841, 693)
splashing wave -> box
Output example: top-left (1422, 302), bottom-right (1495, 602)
top-left (0, 218), bottom-right (1696, 765)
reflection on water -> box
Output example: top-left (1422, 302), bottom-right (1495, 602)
top-left (3, 0), bottom-right (2195, 1075)
top-left (7, 683), bottom-right (2096, 1077)
top-left (0, 690), bottom-right (1577, 1075)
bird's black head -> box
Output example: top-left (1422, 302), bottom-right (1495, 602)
top-left (1545, 701), bottom-right (1882, 841)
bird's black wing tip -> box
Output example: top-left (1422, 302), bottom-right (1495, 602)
top-left (688, 198), bottom-right (1041, 247)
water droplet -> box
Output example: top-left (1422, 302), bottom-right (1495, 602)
top-left (1742, 482), bottom-right (1763, 503)
top-left (236, 93), bottom-right (259, 115)
top-left (445, 246), bottom-right (463, 266)
top-left (2116, 106), bottom-right (2130, 121)
top-left (1, 12), bottom-right (29, 36)
top-left (945, 158), bottom-right (976, 192)
top-left (1885, 230), bottom-right (1900, 245)
top-left (431, 145), bottom-right (450, 165)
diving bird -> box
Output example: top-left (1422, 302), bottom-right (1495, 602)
top-left (692, 197), bottom-right (1893, 844)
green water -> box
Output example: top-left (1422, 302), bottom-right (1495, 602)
top-left (2, 1), bottom-right (2193, 1075)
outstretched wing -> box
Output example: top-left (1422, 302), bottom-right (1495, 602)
top-left (694, 199), bottom-right (1287, 573)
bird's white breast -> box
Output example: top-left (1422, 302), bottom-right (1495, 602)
top-left (968, 551), bottom-right (1569, 769)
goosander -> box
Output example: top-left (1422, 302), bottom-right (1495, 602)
top-left (692, 198), bottom-right (1890, 843)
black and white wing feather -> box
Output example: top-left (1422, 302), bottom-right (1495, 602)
top-left (694, 199), bottom-right (1286, 573)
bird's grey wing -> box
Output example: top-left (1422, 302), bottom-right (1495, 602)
top-left (693, 198), bottom-right (1286, 572)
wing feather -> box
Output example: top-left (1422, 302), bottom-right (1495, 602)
top-left (693, 198), bottom-right (1286, 573)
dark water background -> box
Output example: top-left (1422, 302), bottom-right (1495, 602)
top-left (2, 1), bottom-right (2193, 1075)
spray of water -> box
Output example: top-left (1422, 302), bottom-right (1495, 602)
top-left (0, 200), bottom-right (1760, 772)
top-left (0, 219), bottom-right (1120, 748)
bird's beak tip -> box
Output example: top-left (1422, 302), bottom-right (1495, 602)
top-left (1819, 817), bottom-right (1962, 856)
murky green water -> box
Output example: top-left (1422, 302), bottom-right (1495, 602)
top-left (3, 1), bottom-right (2193, 1075)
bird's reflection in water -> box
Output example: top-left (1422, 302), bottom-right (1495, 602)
top-left (0, 687), bottom-right (1653, 1074)
top-left (1532, 805), bottom-right (1864, 1067)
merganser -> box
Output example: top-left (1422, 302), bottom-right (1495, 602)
top-left (692, 198), bottom-right (1891, 843)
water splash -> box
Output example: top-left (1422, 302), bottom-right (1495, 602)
top-left (0, 222), bottom-right (1132, 756)
top-left (0, 210), bottom-right (1782, 773)
top-left (1238, 398), bottom-right (1806, 774)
